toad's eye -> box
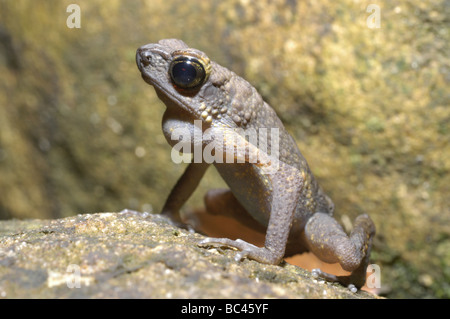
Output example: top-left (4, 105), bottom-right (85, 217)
top-left (169, 56), bottom-right (207, 89)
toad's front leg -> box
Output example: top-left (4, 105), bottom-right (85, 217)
top-left (161, 162), bottom-right (210, 228)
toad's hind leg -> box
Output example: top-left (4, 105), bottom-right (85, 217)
top-left (304, 212), bottom-right (376, 289)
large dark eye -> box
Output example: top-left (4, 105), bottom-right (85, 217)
top-left (169, 56), bottom-right (207, 89)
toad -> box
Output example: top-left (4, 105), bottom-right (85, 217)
top-left (136, 39), bottom-right (375, 290)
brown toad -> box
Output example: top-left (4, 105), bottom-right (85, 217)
top-left (136, 39), bottom-right (376, 290)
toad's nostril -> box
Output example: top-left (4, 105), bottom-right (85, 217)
top-left (140, 52), bottom-right (152, 66)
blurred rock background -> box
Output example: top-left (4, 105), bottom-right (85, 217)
top-left (0, 0), bottom-right (448, 298)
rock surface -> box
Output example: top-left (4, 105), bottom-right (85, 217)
top-left (0, 212), bottom-right (376, 299)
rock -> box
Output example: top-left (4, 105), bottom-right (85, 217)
top-left (0, 211), bottom-right (376, 299)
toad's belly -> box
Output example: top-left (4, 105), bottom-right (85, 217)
top-left (214, 161), bottom-right (320, 233)
top-left (214, 162), bottom-right (272, 227)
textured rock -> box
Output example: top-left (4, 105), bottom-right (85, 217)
top-left (0, 212), bottom-right (376, 299)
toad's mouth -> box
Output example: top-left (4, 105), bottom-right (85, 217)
top-left (136, 48), bottom-right (204, 122)
top-left (140, 70), bottom-right (204, 122)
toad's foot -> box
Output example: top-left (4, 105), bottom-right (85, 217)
top-left (199, 237), bottom-right (283, 264)
top-left (311, 268), bottom-right (359, 293)
top-left (305, 212), bottom-right (375, 290)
